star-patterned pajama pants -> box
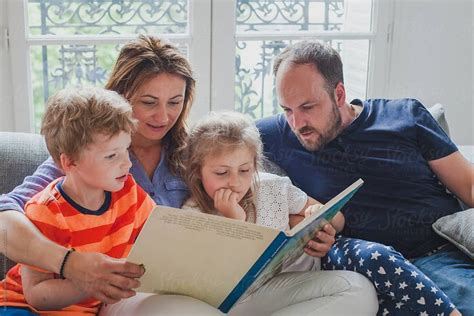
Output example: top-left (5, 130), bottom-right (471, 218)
top-left (322, 237), bottom-right (456, 316)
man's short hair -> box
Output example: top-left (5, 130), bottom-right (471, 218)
top-left (41, 86), bottom-right (136, 164)
top-left (273, 41), bottom-right (344, 94)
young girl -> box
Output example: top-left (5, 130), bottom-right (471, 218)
top-left (181, 111), bottom-right (380, 315)
top-left (183, 111), bottom-right (345, 270)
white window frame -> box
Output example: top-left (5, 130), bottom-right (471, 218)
top-left (211, 0), bottom-right (395, 111)
top-left (7, 0), bottom-right (211, 132)
top-left (6, 0), bottom-right (394, 132)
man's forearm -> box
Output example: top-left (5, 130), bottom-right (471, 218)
top-left (0, 210), bottom-right (66, 273)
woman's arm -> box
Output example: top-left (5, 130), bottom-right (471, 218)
top-left (0, 157), bottom-right (66, 270)
top-left (0, 157), bottom-right (62, 213)
top-left (22, 265), bottom-right (88, 310)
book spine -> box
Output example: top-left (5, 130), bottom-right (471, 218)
top-left (218, 233), bottom-right (289, 313)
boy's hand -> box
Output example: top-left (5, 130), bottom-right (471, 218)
top-left (304, 223), bottom-right (336, 258)
top-left (213, 188), bottom-right (246, 221)
top-left (64, 251), bottom-right (144, 304)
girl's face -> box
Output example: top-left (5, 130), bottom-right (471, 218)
top-left (200, 146), bottom-right (256, 203)
top-left (131, 73), bottom-right (186, 143)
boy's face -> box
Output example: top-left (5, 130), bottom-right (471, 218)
top-left (200, 146), bottom-right (255, 204)
top-left (71, 131), bottom-right (132, 192)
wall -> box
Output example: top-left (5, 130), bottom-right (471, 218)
top-left (0, 0), bottom-right (14, 131)
top-left (381, 0), bottom-right (473, 145)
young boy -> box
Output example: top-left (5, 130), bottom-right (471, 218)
top-left (0, 87), bottom-right (155, 315)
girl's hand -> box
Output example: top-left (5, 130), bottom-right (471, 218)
top-left (304, 203), bottom-right (324, 218)
top-left (214, 188), bottom-right (246, 221)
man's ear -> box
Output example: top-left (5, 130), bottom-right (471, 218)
top-left (60, 153), bottom-right (77, 172)
top-left (334, 82), bottom-right (346, 107)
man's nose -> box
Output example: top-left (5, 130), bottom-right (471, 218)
top-left (291, 111), bottom-right (305, 130)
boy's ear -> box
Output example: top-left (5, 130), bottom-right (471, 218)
top-left (59, 153), bottom-right (77, 172)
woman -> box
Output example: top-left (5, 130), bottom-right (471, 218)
top-left (0, 35), bottom-right (377, 315)
top-left (0, 35), bottom-right (220, 315)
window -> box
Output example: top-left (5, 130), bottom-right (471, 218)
top-left (7, 0), bottom-right (390, 132)
top-left (213, 0), bottom-right (392, 118)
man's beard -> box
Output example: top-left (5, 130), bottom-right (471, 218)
top-left (294, 101), bottom-right (342, 152)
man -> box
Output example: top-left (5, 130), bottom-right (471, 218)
top-left (257, 41), bottom-right (472, 315)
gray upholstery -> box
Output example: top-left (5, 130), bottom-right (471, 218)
top-left (1, 132), bottom-right (49, 278)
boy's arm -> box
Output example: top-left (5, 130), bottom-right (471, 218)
top-left (0, 213), bottom-right (142, 304)
top-left (22, 265), bottom-right (89, 311)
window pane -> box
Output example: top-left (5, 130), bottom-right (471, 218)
top-left (27, 0), bottom-right (188, 36)
top-left (30, 43), bottom-right (188, 132)
top-left (236, 0), bottom-right (372, 33)
top-left (235, 39), bottom-right (369, 119)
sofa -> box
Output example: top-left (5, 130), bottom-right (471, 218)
top-left (1, 104), bottom-right (473, 279)
top-left (0, 132), bottom-right (49, 278)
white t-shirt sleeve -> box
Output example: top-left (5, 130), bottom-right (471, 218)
top-left (255, 172), bottom-right (308, 230)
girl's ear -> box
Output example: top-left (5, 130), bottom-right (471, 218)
top-left (60, 153), bottom-right (77, 172)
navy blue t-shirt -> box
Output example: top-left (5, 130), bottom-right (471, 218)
top-left (257, 98), bottom-right (461, 258)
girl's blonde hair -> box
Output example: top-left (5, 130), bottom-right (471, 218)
top-left (105, 34), bottom-right (195, 176)
top-left (185, 112), bottom-right (263, 222)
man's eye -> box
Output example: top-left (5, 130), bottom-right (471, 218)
top-left (215, 171), bottom-right (227, 176)
top-left (105, 154), bottom-right (116, 159)
top-left (240, 169), bottom-right (250, 173)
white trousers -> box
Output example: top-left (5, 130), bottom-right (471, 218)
top-left (99, 270), bottom-right (377, 315)
top-left (230, 271), bottom-right (378, 316)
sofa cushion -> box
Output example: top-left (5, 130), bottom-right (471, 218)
top-left (0, 132), bottom-right (49, 194)
top-left (427, 103), bottom-right (450, 136)
top-left (1, 132), bottom-right (49, 278)
top-left (432, 209), bottom-right (474, 259)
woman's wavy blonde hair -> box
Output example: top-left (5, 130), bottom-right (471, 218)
top-left (185, 112), bottom-right (263, 222)
top-left (105, 34), bottom-right (195, 176)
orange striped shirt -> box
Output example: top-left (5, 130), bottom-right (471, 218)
top-left (0, 175), bottom-right (155, 315)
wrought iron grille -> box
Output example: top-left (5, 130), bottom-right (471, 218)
top-left (28, 0), bottom-right (188, 35)
top-left (236, 0), bottom-right (345, 32)
top-left (28, 0), bottom-right (188, 131)
top-left (234, 0), bottom-right (352, 119)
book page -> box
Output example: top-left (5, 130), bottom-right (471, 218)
top-left (128, 206), bottom-right (281, 308)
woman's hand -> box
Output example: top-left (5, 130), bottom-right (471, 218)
top-left (213, 188), bottom-right (246, 221)
top-left (303, 223), bottom-right (336, 258)
top-left (64, 251), bottom-right (145, 304)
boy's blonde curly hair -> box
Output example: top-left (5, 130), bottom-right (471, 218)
top-left (41, 86), bottom-right (136, 165)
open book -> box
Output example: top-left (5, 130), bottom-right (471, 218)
top-left (128, 178), bottom-right (364, 313)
